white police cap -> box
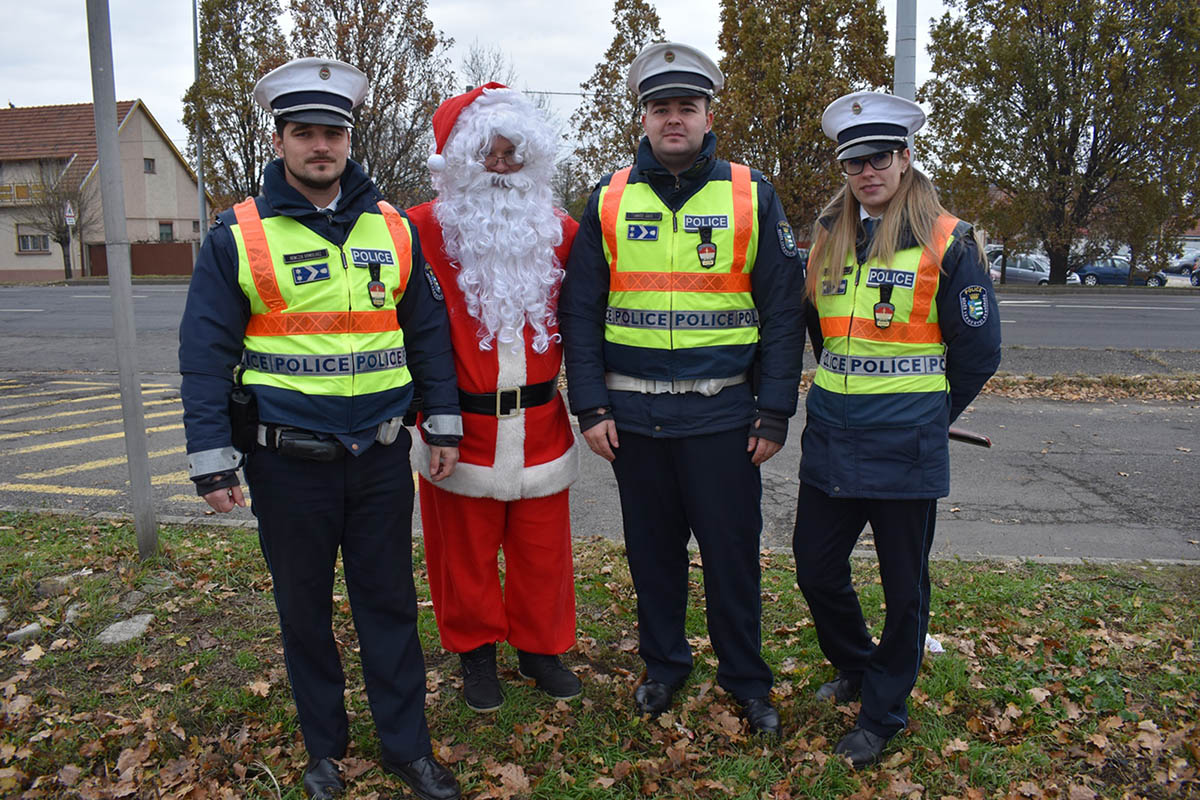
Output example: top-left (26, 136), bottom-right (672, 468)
top-left (627, 42), bottom-right (724, 106)
top-left (253, 57), bottom-right (369, 128)
top-left (821, 91), bottom-right (925, 160)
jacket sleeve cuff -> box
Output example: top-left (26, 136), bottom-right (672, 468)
top-left (420, 414), bottom-right (463, 446)
top-left (753, 409), bottom-right (789, 444)
top-left (576, 407), bottom-right (611, 433)
top-left (188, 447), bottom-right (243, 479)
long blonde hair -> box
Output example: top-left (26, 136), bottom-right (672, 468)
top-left (805, 163), bottom-right (960, 300)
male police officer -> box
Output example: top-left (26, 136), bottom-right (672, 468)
top-left (559, 42), bottom-right (805, 736)
top-left (179, 57), bottom-right (462, 800)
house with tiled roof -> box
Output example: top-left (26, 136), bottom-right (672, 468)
top-left (0, 100), bottom-right (208, 282)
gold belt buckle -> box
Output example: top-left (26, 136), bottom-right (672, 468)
top-left (495, 386), bottom-right (521, 418)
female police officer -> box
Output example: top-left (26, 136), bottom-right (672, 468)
top-left (793, 91), bottom-right (1000, 768)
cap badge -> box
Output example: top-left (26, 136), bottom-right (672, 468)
top-left (851, 101), bottom-right (862, 115)
top-left (664, 51), bottom-right (675, 63)
top-left (319, 66), bottom-right (331, 80)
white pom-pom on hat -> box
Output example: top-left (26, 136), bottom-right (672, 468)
top-left (427, 153), bottom-right (446, 172)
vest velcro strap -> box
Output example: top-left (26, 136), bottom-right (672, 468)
top-left (820, 315), bottom-right (942, 343)
top-left (234, 198), bottom-right (286, 313)
top-left (730, 163), bottom-right (753, 274)
top-left (609, 271), bottom-right (752, 293)
top-left (377, 200), bottom-right (413, 300)
top-left (600, 167), bottom-right (633, 270)
top-left (246, 309), bottom-right (398, 336)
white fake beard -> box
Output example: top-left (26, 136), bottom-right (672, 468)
top-left (434, 167), bottom-right (564, 353)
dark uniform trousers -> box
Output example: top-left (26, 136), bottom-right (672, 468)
top-left (244, 426), bottom-right (431, 763)
top-left (792, 481), bottom-right (937, 738)
top-left (611, 427), bottom-right (773, 700)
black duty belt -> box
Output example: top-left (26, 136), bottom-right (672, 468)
top-left (257, 424), bottom-right (345, 462)
top-left (458, 379), bottom-right (559, 419)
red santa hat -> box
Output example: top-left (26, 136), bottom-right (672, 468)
top-left (427, 81), bottom-right (508, 172)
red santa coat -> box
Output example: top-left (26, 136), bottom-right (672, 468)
top-left (407, 201), bottom-right (579, 500)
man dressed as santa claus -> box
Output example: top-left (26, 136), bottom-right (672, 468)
top-left (407, 83), bottom-right (580, 713)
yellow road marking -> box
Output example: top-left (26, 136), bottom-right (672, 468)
top-left (0, 409), bottom-right (181, 441)
top-left (2, 385), bottom-right (117, 400)
top-left (18, 447), bottom-right (184, 479)
top-left (152, 471), bottom-right (190, 486)
top-left (0, 397), bottom-right (179, 425)
top-left (0, 424), bottom-right (183, 457)
top-left (167, 494), bottom-right (207, 503)
top-left (0, 482), bottom-right (121, 497)
top-left (0, 387), bottom-right (173, 413)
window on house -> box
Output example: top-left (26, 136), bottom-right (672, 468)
top-left (192, 220), bottom-right (200, 233)
top-left (159, 222), bottom-right (173, 242)
top-left (144, 158), bottom-right (156, 174)
top-left (16, 224), bottom-right (50, 253)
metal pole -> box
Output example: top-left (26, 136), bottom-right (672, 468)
top-left (193, 0), bottom-right (207, 231)
top-left (86, 0), bottom-right (158, 558)
top-left (894, 0), bottom-right (918, 102)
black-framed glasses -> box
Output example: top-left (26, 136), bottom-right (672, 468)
top-left (840, 150), bottom-right (896, 175)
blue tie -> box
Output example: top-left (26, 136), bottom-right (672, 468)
top-left (863, 217), bottom-right (878, 240)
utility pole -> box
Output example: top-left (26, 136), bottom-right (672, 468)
top-left (894, 0), bottom-right (917, 103)
top-left (85, 0), bottom-right (158, 558)
top-left (192, 0), bottom-right (207, 233)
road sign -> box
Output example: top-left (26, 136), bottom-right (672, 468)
top-left (64, 201), bottom-right (76, 227)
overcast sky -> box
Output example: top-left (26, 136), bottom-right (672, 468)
top-left (1, 0), bottom-right (945, 157)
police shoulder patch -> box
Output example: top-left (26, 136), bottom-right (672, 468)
top-left (776, 221), bottom-right (797, 258)
top-left (959, 284), bottom-right (989, 327)
top-left (424, 262), bottom-right (444, 301)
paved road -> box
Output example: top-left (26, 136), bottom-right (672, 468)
top-left (0, 283), bottom-right (1197, 561)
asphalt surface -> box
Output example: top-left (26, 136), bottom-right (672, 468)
top-left (1, 282), bottom-right (1197, 563)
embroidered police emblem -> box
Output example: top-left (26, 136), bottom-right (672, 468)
top-left (959, 285), bottom-right (989, 327)
top-left (291, 263), bottom-right (330, 285)
top-left (627, 224), bottom-right (658, 241)
top-left (424, 262), bottom-right (443, 301)
top-left (696, 241), bottom-right (717, 268)
top-left (776, 221), bottom-right (797, 257)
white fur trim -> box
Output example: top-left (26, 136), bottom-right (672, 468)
top-left (411, 435), bottom-right (578, 500)
top-left (427, 152), bottom-right (446, 172)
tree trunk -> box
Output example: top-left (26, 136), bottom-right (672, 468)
top-left (60, 238), bottom-right (73, 281)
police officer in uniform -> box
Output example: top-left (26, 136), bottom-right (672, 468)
top-left (179, 57), bottom-right (462, 800)
top-left (559, 42), bottom-right (805, 735)
top-left (794, 91), bottom-right (1001, 768)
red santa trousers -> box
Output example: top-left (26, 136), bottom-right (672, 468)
top-left (419, 478), bottom-right (576, 655)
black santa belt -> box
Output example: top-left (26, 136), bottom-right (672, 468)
top-left (458, 379), bottom-right (559, 418)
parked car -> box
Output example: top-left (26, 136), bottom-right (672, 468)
top-left (1192, 269), bottom-right (1200, 287)
top-left (1074, 257), bottom-right (1168, 286)
top-left (989, 253), bottom-right (1080, 285)
top-left (1165, 252), bottom-right (1200, 275)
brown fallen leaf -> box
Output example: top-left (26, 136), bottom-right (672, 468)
top-left (247, 680), bottom-right (271, 697)
top-left (21, 644), bottom-right (44, 664)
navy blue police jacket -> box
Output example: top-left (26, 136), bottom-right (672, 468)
top-left (178, 158), bottom-right (459, 476)
top-left (559, 133), bottom-right (806, 438)
top-left (800, 216), bottom-right (1002, 499)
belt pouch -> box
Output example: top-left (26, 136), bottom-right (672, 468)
top-left (274, 430), bottom-right (343, 462)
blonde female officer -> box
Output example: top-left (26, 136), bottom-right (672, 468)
top-left (793, 91), bottom-right (1001, 768)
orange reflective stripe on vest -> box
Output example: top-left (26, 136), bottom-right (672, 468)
top-left (233, 198), bottom-right (286, 313)
top-left (245, 309), bottom-right (398, 337)
top-left (609, 271), bottom-right (752, 293)
top-left (819, 214), bottom-right (959, 344)
top-left (377, 200), bottom-right (413, 301)
top-left (730, 162), bottom-right (753, 274)
top-left (600, 167), bottom-right (632, 272)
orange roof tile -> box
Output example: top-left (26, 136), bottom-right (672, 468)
top-left (0, 101), bottom-right (137, 188)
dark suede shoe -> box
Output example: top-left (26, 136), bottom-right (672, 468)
top-left (633, 678), bottom-right (680, 716)
top-left (459, 643), bottom-right (502, 712)
top-left (815, 671), bottom-right (862, 703)
top-left (740, 696), bottom-right (781, 738)
top-left (302, 757), bottom-right (344, 800)
top-left (834, 726), bottom-right (891, 769)
top-left (517, 650), bottom-right (582, 699)
top-left (381, 754), bottom-right (461, 800)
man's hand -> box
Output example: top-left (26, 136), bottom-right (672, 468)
top-left (583, 419), bottom-right (619, 462)
top-left (747, 417), bottom-right (783, 465)
top-left (203, 485), bottom-right (246, 513)
top-left (429, 446), bottom-right (459, 481)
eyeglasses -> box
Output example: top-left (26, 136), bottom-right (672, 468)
top-left (840, 150), bottom-right (896, 175)
top-left (483, 151), bottom-right (521, 168)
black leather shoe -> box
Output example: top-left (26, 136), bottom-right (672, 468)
top-left (633, 678), bottom-right (679, 716)
top-left (740, 696), bottom-right (781, 738)
top-left (517, 650), bottom-right (582, 699)
top-left (382, 754), bottom-right (461, 800)
top-left (302, 758), bottom-right (345, 800)
top-left (834, 726), bottom-right (890, 769)
top-left (459, 643), bottom-right (502, 712)
top-left (815, 671), bottom-right (862, 703)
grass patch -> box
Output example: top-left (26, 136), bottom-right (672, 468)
top-left (0, 512), bottom-right (1197, 798)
